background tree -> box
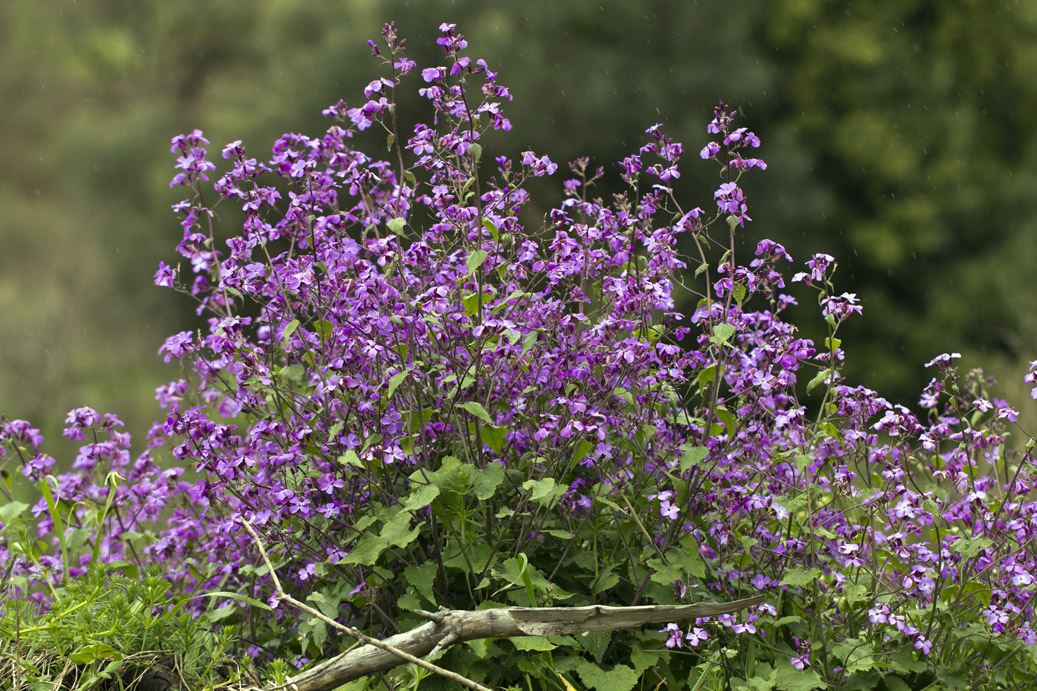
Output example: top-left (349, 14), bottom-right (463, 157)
top-left (1, 0), bottom-right (1033, 462)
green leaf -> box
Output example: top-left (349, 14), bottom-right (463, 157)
top-left (840, 671), bottom-right (882, 691)
top-left (482, 424), bottom-right (506, 454)
top-left (0, 500), bottom-right (29, 526)
top-left (107, 560), bottom-right (139, 580)
top-left (792, 454), bottom-right (814, 473)
top-left (806, 369), bottom-right (829, 394)
top-left (933, 665), bottom-right (970, 690)
top-left (571, 439), bottom-right (594, 467)
top-left (326, 421), bottom-right (345, 444)
top-left (387, 369), bottom-right (410, 398)
top-left (887, 647), bottom-right (927, 674)
top-left (341, 533), bottom-right (388, 566)
top-left (880, 676), bottom-right (912, 691)
top-left (282, 319), bottom-right (300, 343)
top-left (300, 617), bottom-right (328, 655)
top-left (500, 555), bottom-right (574, 604)
top-left (404, 562), bottom-right (438, 605)
top-left (202, 604), bottom-right (239, 625)
top-left (544, 529), bottom-right (572, 539)
top-left (403, 483), bottom-right (440, 512)
top-left (522, 331), bottom-right (538, 353)
top-left (492, 290), bottom-right (527, 314)
top-left (574, 660), bottom-right (638, 691)
top-left (732, 283), bottom-right (747, 306)
top-left (630, 647), bottom-right (662, 676)
top-left (40, 477), bottom-right (70, 580)
top-left (170, 590), bottom-right (272, 617)
top-left (306, 591), bottom-right (340, 620)
top-left (481, 217), bottom-right (499, 243)
top-left (466, 638), bottom-right (491, 659)
top-left (445, 542), bottom-right (495, 573)
top-left (337, 450), bottom-right (362, 468)
top-left (710, 323), bottom-right (736, 346)
top-left (472, 462), bottom-right (505, 500)
top-left (387, 217), bottom-right (407, 236)
top-left (647, 558), bottom-right (683, 587)
top-left (428, 455), bottom-right (462, 488)
top-left (278, 363), bottom-right (306, 383)
top-left (697, 363), bottom-right (717, 390)
top-left (782, 567), bottom-right (822, 588)
top-left (592, 569), bottom-right (620, 593)
top-left (578, 632), bottom-right (611, 664)
top-left (679, 445), bottom-right (709, 474)
top-left (772, 615), bottom-right (805, 628)
top-left (522, 477), bottom-right (561, 505)
top-left (65, 527), bottom-right (93, 562)
top-left (747, 664), bottom-right (777, 690)
top-left (841, 583), bottom-right (869, 607)
top-left (458, 401), bottom-right (493, 424)
top-left (407, 407), bottom-right (438, 435)
top-left (466, 249), bottom-right (489, 275)
top-left (774, 659), bottom-right (825, 691)
top-left (381, 510), bottom-right (421, 549)
top-left (69, 644), bottom-right (122, 665)
top-left (511, 636), bottom-right (557, 651)
top-left (950, 536), bottom-right (993, 559)
top-left (314, 319), bottom-right (334, 340)
top-left (462, 292), bottom-right (483, 315)
top-left (714, 405), bottom-right (736, 432)
top-left (397, 591), bottom-right (421, 611)
top-left (677, 535), bottom-right (707, 579)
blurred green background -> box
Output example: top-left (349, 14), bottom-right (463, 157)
top-left (2, 0), bottom-right (1034, 461)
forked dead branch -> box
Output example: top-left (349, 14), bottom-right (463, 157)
top-left (245, 517), bottom-right (765, 691)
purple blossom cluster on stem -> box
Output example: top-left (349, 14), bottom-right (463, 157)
top-left (2, 21), bottom-right (1036, 689)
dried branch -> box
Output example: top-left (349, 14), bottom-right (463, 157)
top-left (282, 597), bottom-right (765, 691)
top-left (244, 517), bottom-right (765, 691)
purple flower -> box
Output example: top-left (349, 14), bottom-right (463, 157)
top-left (686, 627), bottom-right (708, 647)
top-left (1025, 360), bottom-right (1037, 398)
top-left (924, 352), bottom-right (962, 369)
top-left (659, 623), bottom-right (683, 649)
top-left (154, 261), bottom-right (177, 288)
top-left (159, 331), bottom-right (194, 363)
top-left (20, 453), bottom-right (55, 479)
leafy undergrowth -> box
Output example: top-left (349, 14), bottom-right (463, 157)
top-left (0, 562), bottom-right (258, 691)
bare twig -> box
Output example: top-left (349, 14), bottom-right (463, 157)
top-left (240, 520), bottom-right (493, 691)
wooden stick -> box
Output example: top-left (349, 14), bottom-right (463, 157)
top-left (241, 520), bottom-right (766, 691)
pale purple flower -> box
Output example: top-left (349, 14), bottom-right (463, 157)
top-left (659, 623), bottom-right (683, 649)
top-left (924, 352), bottom-right (962, 369)
top-left (686, 627), bottom-right (709, 647)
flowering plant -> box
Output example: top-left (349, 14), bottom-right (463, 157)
top-left (3, 21), bottom-right (1037, 691)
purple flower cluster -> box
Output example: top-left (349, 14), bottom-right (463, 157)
top-left (2, 22), bottom-right (1035, 687)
